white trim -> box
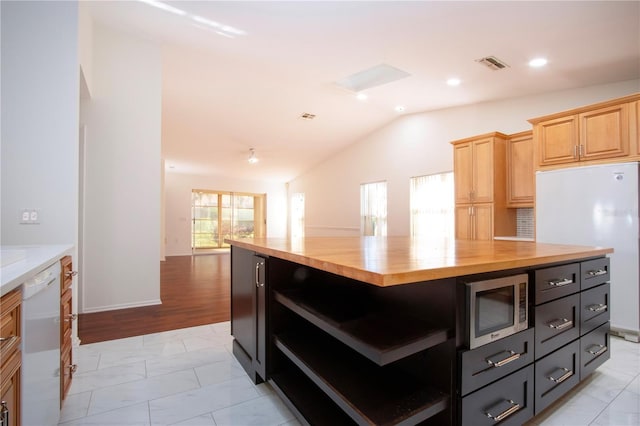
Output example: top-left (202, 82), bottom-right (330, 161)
top-left (81, 298), bottom-right (162, 314)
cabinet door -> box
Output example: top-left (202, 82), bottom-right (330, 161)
top-left (455, 205), bottom-right (472, 239)
top-left (454, 142), bottom-right (474, 204)
top-left (231, 246), bottom-right (256, 361)
top-left (253, 255), bottom-right (267, 381)
top-left (472, 138), bottom-right (495, 203)
top-left (506, 132), bottom-right (534, 207)
top-left (579, 103), bottom-right (629, 160)
top-left (0, 350), bottom-right (20, 426)
top-left (536, 115), bottom-right (578, 166)
top-left (473, 204), bottom-right (494, 240)
top-left (635, 101), bottom-right (640, 156)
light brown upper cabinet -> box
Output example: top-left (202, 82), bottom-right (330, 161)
top-left (506, 131), bottom-right (534, 208)
top-left (452, 132), bottom-right (516, 240)
top-left (633, 100), bottom-right (640, 156)
top-left (453, 133), bottom-right (501, 205)
top-left (530, 94), bottom-right (640, 169)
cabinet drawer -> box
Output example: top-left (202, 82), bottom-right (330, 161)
top-left (61, 255), bottom-right (73, 292)
top-left (534, 340), bottom-right (580, 415)
top-left (581, 258), bottom-right (610, 290)
top-left (0, 288), bottom-right (21, 359)
top-left (535, 293), bottom-right (580, 359)
top-left (580, 322), bottom-right (610, 380)
top-left (460, 365), bottom-right (534, 426)
top-left (534, 263), bottom-right (580, 304)
top-left (459, 328), bottom-right (534, 396)
top-left (581, 283), bottom-right (610, 335)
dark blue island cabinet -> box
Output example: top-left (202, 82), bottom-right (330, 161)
top-left (227, 238), bottom-right (612, 426)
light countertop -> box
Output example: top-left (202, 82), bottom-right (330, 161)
top-left (1, 244), bottom-right (73, 296)
top-left (225, 237), bottom-right (612, 286)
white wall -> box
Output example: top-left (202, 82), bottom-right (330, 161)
top-left (164, 172), bottom-right (287, 256)
top-left (289, 80), bottom-right (640, 237)
top-left (0, 1), bottom-right (79, 246)
top-left (78, 1), bottom-right (93, 98)
top-left (79, 23), bottom-right (162, 313)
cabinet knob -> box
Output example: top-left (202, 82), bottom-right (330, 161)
top-left (65, 270), bottom-right (78, 278)
top-left (68, 364), bottom-right (78, 373)
top-left (64, 313), bottom-right (78, 322)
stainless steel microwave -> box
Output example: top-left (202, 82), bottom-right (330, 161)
top-left (466, 274), bottom-right (529, 349)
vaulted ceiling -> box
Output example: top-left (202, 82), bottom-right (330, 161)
top-left (87, 1), bottom-right (640, 182)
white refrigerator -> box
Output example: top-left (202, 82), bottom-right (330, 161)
top-left (536, 162), bottom-right (640, 342)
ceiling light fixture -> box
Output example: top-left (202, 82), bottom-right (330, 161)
top-left (395, 105), bottom-right (405, 113)
top-left (529, 57), bottom-right (548, 68)
top-left (248, 148), bottom-right (259, 164)
top-left (356, 93), bottom-right (368, 101)
top-left (446, 78), bottom-right (461, 86)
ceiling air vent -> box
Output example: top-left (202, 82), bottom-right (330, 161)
top-left (476, 56), bottom-right (510, 70)
top-left (300, 112), bottom-right (316, 120)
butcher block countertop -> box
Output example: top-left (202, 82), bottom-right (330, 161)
top-left (225, 237), bottom-right (613, 287)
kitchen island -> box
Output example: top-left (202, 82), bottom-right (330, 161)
top-left (227, 237), bottom-right (613, 425)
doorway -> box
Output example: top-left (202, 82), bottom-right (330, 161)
top-left (191, 190), bottom-right (266, 250)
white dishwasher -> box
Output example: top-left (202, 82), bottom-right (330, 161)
top-left (21, 261), bottom-right (61, 426)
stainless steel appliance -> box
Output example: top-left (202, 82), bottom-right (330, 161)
top-left (465, 274), bottom-right (529, 349)
top-left (21, 261), bottom-right (61, 426)
top-left (536, 162), bottom-right (639, 342)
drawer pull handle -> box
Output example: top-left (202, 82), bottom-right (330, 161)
top-left (587, 269), bottom-right (607, 277)
top-left (587, 344), bottom-right (607, 356)
top-left (65, 270), bottom-right (78, 278)
top-left (549, 278), bottom-right (573, 287)
top-left (0, 336), bottom-right (16, 344)
top-left (548, 367), bottom-right (574, 384)
top-left (485, 399), bottom-right (521, 422)
top-left (64, 313), bottom-right (78, 322)
top-left (548, 318), bottom-right (573, 330)
top-left (486, 350), bottom-right (521, 368)
top-left (0, 400), bottom-right (8, 426)
top-left (68, 364), bottom-right (78, 373)
top-left (588, 303), bottom-right (607, 313)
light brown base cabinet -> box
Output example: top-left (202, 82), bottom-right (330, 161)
top-left (60, 256), bottom-right (76, 405)
top-left (0, 288), bottom-right (22, 426)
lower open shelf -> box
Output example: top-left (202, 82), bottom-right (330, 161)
top-left (273, 331), bottom-right (449, 425)
top-left (274, 288), bottom-right (449, 366)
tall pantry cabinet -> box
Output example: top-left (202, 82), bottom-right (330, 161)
top-left (452, 132), bottom-right (516, 240)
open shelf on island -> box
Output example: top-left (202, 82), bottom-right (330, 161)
top-left (273, 288), bottom-right (450, 366)
top-left (274, 331), bottom-right (449, 426)
top-left (270, 366), bottom-right (356, 426)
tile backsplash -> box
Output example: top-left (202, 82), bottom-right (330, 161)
top-left (516, 208), bottom-right (534, 239)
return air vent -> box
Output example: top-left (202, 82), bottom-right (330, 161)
top-left (300, 112), bottom-right (316, 120)
top-left (476, 56), bottom-right (510, 70)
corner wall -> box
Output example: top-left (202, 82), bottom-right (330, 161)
top-left (1, 1), bottom-right (79, 246)
top-left (288, 80), bottom-right (640, 237)
top-left (80, 22), bottom-right (162, 313)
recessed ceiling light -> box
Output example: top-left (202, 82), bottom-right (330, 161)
top-left (447, 78), bottom-right (461, 86)
top-left (529, 57), bottom-right (548, 68)
top-left (356, 93), bottom-right (368, 101)
top-left (395, 105), bottom-right (405, 113)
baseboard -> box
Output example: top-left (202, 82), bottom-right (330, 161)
top-left (610, 326), bottom-right (640, 343)
top-left (81, 298), bottom-right (162, 314)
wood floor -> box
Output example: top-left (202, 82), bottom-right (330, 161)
top-left (78, 253), bottom-right (231, 344)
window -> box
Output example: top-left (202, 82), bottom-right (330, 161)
top-left (360, 181), bottom-right (387, 236)
top-left (192, 190), bottom-right (265, 249)
top-left (410, 172), bottom-right (454, 240)
top-left (291, 193), bottom-right (305, 238)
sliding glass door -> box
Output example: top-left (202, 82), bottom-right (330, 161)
top-left (192, 190), bottom-right (266, 249)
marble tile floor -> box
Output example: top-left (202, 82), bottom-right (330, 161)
top-left (59, 323), bottom-right (639, 426)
